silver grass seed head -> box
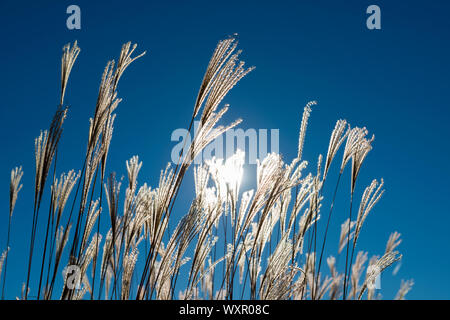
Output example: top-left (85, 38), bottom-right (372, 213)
top-left (354, 178), bottom-right (384, 244)
top-left (297, 100), bottom-right (317, 160)
top-left (80, 233), bottom-right (102, 274)
top-left (339, 218), bottom-right (356, 254)
top-left (351, 134), bottom-right (374, 193)
top-left (341, 126), bottom-right (368, 174)
top-left (385, 231), bottom-right (402, 254)
top-left (327, 256), bottom-right (336, 276)
top-left (51, 170), bottom-right (80, 223)
top-left (34, 130), bottom-right (49, 197)
top-left (0, 248), bottom-right (10, 280)
top-left (194, 38), bottom-right (239, 118)
top-left (324, 119), bottom-right (349, 180)
top-left (395, 279), bottom-right (414, 300)
top-left (351, 251), bottom-right (368, 291)
top-left (358, 250), bottom-right (402, 299)
top-left (114, 42), bottom-right (146, 88)
top-left (55, 224), bottom-right (72, 259)
top-left (9, 166), bottom-right (23, 217)
top-left (61, 41), bottom-right (80, 105)
top-left (126, 155), bottom-right (143, 192)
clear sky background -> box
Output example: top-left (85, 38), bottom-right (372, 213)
top-left (0, 0), bottom-right (449, 299)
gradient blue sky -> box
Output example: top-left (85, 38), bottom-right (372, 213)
top-left (0, 0), bottom-right (449, 299)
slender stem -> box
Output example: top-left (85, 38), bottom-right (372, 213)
top-left (1, 213), bottom-right (12, 300)
top-left (315, 172), bottom-right (342, 296)
top-left (343, 191), bottom-right (354, 299)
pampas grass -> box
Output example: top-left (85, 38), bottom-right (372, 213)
top-left (0, 38), bottom-right (412, 300)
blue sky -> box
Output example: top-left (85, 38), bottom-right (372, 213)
top-left (0, 0), bottom-right (449, 299)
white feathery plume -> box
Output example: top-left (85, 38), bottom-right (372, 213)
top-left (339, 218), bottom-right (356, 254)
top-left (34, 130), bottom-right (49, 201)
top-left (0, 249), bottom-right (10, 281)
top-left (349, 251), bottom-right (367, 299)
top-left (327, 256), bottom-right (343, 300)
top-left (55, 224), bottom-right (72, 261)
top-left (395, 279), bottom-right (414, 300)
top-left (354, 179), bottom-right (384, 244)
top-left (80, 200), bottom-right (101, 252)
top-left (60, 41), bottom-right (81, 105)
top-left (9, 166), bottom-right (23, 217)
top-left (340, 126), bottom-right (368, 174)
top-left (126, 155), bottom-right (142, 193)
top-left (323, 120), bottom-right (349, 180)
top-left (351, 134), bottom-right (374, 193)
top-left (51, 170), bottom-right (80, 225)
top-left (358, 251), bottom-right (402, 299)
top-left (121, 247), bottom-right (139, 300)
top-left (193, 38), bottom-right (238, 118)
top-left (199, 40), bottom-right (254, 124)
top-left (297, 101), bottom-right (317, 160)
top-left (385, 231), bottom-right (402, 254)
top-left (80, 233), bottom-right (102, 277)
